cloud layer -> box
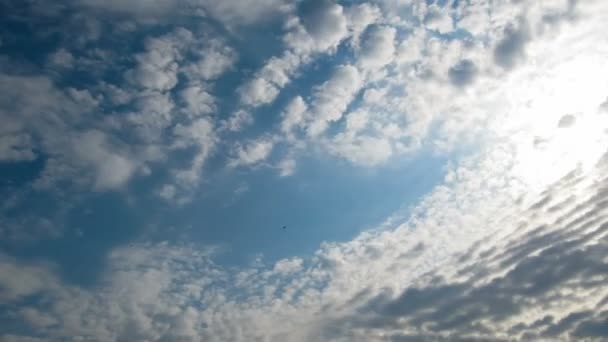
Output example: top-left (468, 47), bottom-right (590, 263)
top-left (2, 0), bottom-right (608, 341)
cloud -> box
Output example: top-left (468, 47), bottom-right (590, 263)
top-left (4, 138), bottom-right (608, 341)
top-left (295, 0), bottom-right (349, 53)
top-left (238, 77), bottom-right (281, 107)
top-left (448, 59), bottom-right (478, 87)
top-left (277, 157), bottom-right (296, 177)
top-left (0, 335), bottom-right (45, 342)
top-left (3, 2), bottom-right (608, 340)
top-left (79, 0), bottom-right (289, 27)
top-left (73, 130), bottom-right (137, 191)
top-left (47, 48), bottom-right (74, 69)
top-left (306, 64), bottom-right (363, 137)
top-left (221, 110), bottom-right (254, 132)
top-left (0, 133), bottom-right (36, 162)
top-left (273, 257), bottom-right (303, 274)
top-left (179, 85), bottom-right (216, 117)
top-left (127, 91), bottom-right (175, 142)
top-left (280, 96), bottom-right (308, 137)
top-left (181, 38), bottom-right (236, 82)
top-left (424, 4), bottom-right (454, 34)
top-left (357, 25), bottom-right (396, 71)
top-left (168, 117), bottom-right (217, 196)
top-left (229, 137), bottom-right (274, 168)
top-left (493, 19), bottom-right (530, 69)
top-left (330, 136), bottom-right (393, 167)
top-left (0, 254), bottom-right (58, 301)
top-left (197, 0), bottom-right (290, 27)
top-left (558, 114), bottom-right (577, 128)
top-left (125, 29), bottom-right (188, 91)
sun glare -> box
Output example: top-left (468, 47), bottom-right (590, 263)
top-left (500, 52), bottom-right (608, 192)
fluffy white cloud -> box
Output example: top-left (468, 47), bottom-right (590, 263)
top-left (273, 257), bottom-right (303, 274)
top-left (357, 25), bottom-right (396, 71)
top-left (277, 157), bottom-right (296, 177)
top-left (181, 38), bottom-right (236, 81)
top-left (238, 77), bottom-right (280, 107)
top-left (345, 3), bottom-right (382, 45)
top-left (221, 110), bottom-right (254, 132)
top-left (73, 130), bottom-right (137, 191)
top-left (127, 91), bottom-right (175, 142)
top-left (179, 85), bottom-right (216, 117)
top-left (306, 65), bottom-right (363, 137)
top-left (238, 1), bottom-right (376, 110)
top-left (229, 137), bottom-right (274, 168)
top-left (168, 117), bottom-right (217, 199)
top-left (294, 0), bottom-right (349, 53)
top-left (423, 4), bottom-right (454, 34)
top-left (280, 96), bottom-right (308, 137)
top-left (125, 29), bottom-right (190, 91)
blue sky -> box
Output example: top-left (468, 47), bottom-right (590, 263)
top-left (2, 0), bottom-right (608, 341)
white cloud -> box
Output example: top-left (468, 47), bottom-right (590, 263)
top-left (346, 3), bottom-right (382, 46)
top-left (297, 0), bottom-right (348, 53)
top-left (181, 38), bottom-right (236, 81)
top-left (238, 77), bottom-right (280, 107)
top-left (229, 138), bottom-right (274, 168)
top-left (357, 25), bottom-right (396, 71)
top-left (0, 254), bottom-right (58, 301)
top-left (73, 130), bottom-right (137, 191)
top-left (423, 4), bottom-right (454, 34)
top-left (306, 64), bottom-right (363, 137)
top-left (455, 0), bottom-right (490, 36)
top-left (125, 29), bottom-right (191, 91)
top-left (170, 117), bottom-right (216, 192)
top-left (330, 135), bottom-right (393, 166)
top-left (221, 110), bottom-right (254, 132)
top-left (179, 85), bottom-right (216, 117)
top-left (273, 257), bottom-right (303, 274)
top-left (128, 91), bottom-right (175, 142)
top-left (20, 308), bottom-right (58, 329)
top-left (277, 157), bottom-right (296, 177)
top-left (280, 96), bottom-right (308, 137)
top-left (158, 183), bottom-right (177, 201)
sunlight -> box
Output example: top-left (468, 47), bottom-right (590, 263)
top-left (501, 52), bottom-right (608, 192)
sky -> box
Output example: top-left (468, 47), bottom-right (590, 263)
top-left (1, 0), bottom-right (608, 341)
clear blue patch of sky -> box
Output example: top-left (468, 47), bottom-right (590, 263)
top-left (163, 148), bottom-right (449, 266)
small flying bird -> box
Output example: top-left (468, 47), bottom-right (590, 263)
top-left (282, 225), bottom-right (287, 230)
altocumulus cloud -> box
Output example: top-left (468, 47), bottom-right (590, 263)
top-left (2, 0), bottom-right (608, 341)
top-left (3, 134), bottom-right (608, 341)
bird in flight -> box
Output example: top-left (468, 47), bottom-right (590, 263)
top-left (282, 225), bottom-right (287, 230)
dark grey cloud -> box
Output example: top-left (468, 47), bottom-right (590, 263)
top-left (448, 60), bottom-right (477, 87)
top-left (493, 20), bottom-right (530, 69)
